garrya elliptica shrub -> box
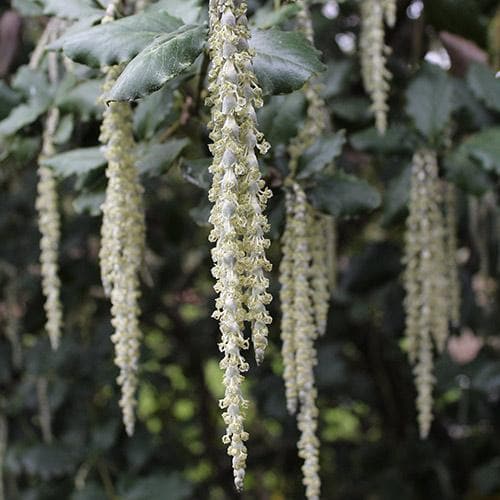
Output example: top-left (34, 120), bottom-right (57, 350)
top-left (359, 0), bottom-right (396, 134)
top-left (3, 0), bottom-right (500, 497)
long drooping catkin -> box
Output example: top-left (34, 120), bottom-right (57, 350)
top-left (99, 64), bottom-right (145, 437)
top-left (207, 0), bottom-right (272, 489)
top-left (403, 149), bottom-right (449, 439)
top-left (359, 0), bottom-right (395, 133)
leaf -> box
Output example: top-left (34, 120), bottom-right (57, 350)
top-left (0, 100), bottom-right (48, 137)
top-left (250, 29), bottom-right (326, 96)
top-left (405, 63), bottom-right (454, 139)
top-left (136, 139), bottom-right (188, 175)
top-left (322, 59), bottom-right (354, 99)
top-left (53, 113), bottom-right (74, 145)
top-left (460, 127), bottom-right (500, 174)
top-left (305, 172), bottom-right (381, 217)
top-left (122, 473), bottom-right (192, 500)
top-left (21, 444), bottom-right (77, 480)
top-left (181, 158), bottom-right (212, 189)
top-left (73, 191), bottom-right (105, 215)
top-left (12, 66), bottom-right (51, 101)
top-left (43, 0), bottom-right (103, 20)
top-left (145, 0), bottom-right (202, 24)
top-left (56, 11), bottom-right (184, 68)
top-left (297, 131), bottom-right (346, 179)
top-left (107, 24), bottom-right (206, 101)
top-left (330, 97), bottom-right (372, 123)
top-left (350, 125), bottom-right (415, 154)
top-left (0, 81), bottom-right (20, 120)
top-left (252, 3), bottom-right (301, 29)
top-left (257, 92), bottom-right (306, 146)
top-left (56, 79), bottom-right (103, 121)
top-left (41, 147), bottom-right (106, 177)
top-left (444, 149), bottom-right (491, 196)
top-left (134, 85), bottom-right (176, 140)
top-left (466, 62), bottom-right (500, 112)
top-left (189, 197), bottom-right (211, 226)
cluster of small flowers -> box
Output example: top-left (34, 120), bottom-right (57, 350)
top-left (99, 65), bottom-right (145, 436)
top-left (36, 107), bottom-right (63, 350)
top-left (206, 0), bottom-right (272, 490)
top-left (359, 0), bottom-right (396, 134)
top-left (281, 183), bottom-right (323, 499)
top-left (403, 149), bottom-right (459, 438)
top-left (279, 3), bottom-right (333, 497)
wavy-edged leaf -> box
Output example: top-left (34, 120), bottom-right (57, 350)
top-left (41, 147), bottom-right (105, 177)
top-left (0, 100), bottom-right (48, 137)
top-left (297, 131), bottom-right (346, 179)
top-left (305, 172), bottom-right (381, 217)
top-left (107, 24), bottom-right (206, 101)
top-left (459, 127), bottom-right (500, 174)
top-left (56, 10), bottom-right (184, 68)
top-left (250, 29), bottom-right (326, 95)
top-left (405, 63), bottom-right (454, 139)
top-left (444, 149), bottom-right (491, 196)
top-left (466, 62), bottom-right (500, 112)
top-left (136, 139), bottom-right (188, 175)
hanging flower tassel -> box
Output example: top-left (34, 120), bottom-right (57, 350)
top-left (359, 0), bottom-right (395, 134)
top-left (403, 149), bottom-right (449, 438)
top-left (207, 0), bottom-right (272, 489)
top-left (99, 64), bottom-right (145, 437)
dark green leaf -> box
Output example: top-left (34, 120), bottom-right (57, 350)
top-left (444, 148), bottom-right (491, 196)
top-left (322, 60), bottom-right (355, 99)
top-left (41, 147), bottom-right (106, 177)
top-left (466, 62), bottom-right (500, 112)
top-left (405, 63), bottom-right (454, 139)
top-left (107, 24), bottom-right (206, 101)
top-left (297, 131), bottom-right (346, 179)
top-left (136, 139), bottom-right (188, 175)
top-left (258, 92), bottom-right (306, 146)
top-left (460, 127), bottom-right (500, 174)
top-left (122, 473), bottom-right (192, 500)
top-left (251, 29), bottom-right (326, 96)
top-left (134, 86), bottom-right (176, 140)
top-left (12, 0), bottom-right (43, 16)
top-left (181, 158), bottom-right (212, 189)
top-left (350, 125), bottom-right (415, 153)
top-left (306, 172), bottom-right (381, 217)
top-left (56, 11), bottom-right (184, 68)
top-left (330, 97), bottom-right (372, 123)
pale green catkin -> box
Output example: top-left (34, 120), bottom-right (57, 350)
top-left (359, 0), bottom-right (395, 134)
top-left (99, 64), bottom-right (145, 437)
top-left (403, 149), bottom-right (449, 439)
top-left (278, 2), bottom-right (331, 497)
top-left (36, 106), bottom-right (63, 350)
top-left (207, 0), bottom-right (272, 489)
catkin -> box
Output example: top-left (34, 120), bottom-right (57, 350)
top-left (36, 106), bottom-right (63, 350)
top-left (403, 149), bottom-right (449, 438)
top-left (99, 64), bottom-right (145, 436)
top-left (359, 0), bottom-right (395, 134)
top-left (278, 2), bottom-right (333, 497)
top-left (207, 0), bottom-right (272, 489)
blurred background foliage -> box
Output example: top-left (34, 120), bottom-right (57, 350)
top-left (1, 0), bottom-right (500, 499)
